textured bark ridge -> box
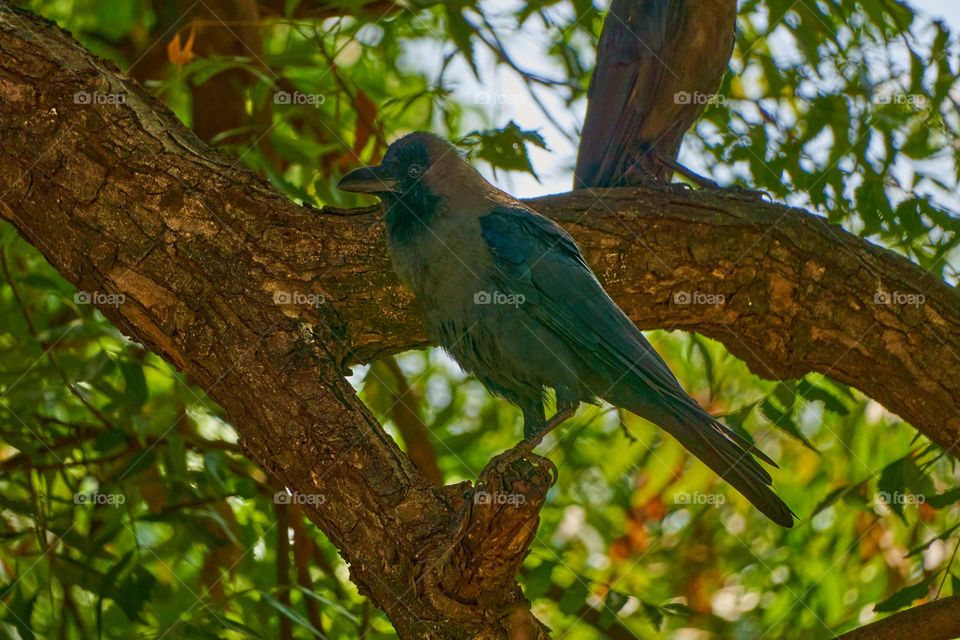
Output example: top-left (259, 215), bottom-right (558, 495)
top-left (834, 596), bottom-right (960, 640)
top-left (0, 6), bottom-right (957, 637)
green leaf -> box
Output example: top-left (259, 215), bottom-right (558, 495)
top-left (181, 625), bottom-right (227, 640)
top-left (901, 126), bottom-right (935, 160)
top-left (905, 523), bottom-right (960, 558)
top-left (445, 7), bottom-right (479, 79)
top-left (597, 589), bottom-right (629, 630)
top-left (558, 581), bottom-right (589, 616)
top-left (796, 379), bottom-right (849, 415)
top-left (93, 428), bottom-right (128, 453)
top-left (119, 362), bottom-right (148, 410)
top-left (460, 121), bottom-right (547, 179)
top-left (877, 456), bottom-right (934, 522)
top-left (641, 602), bottom-right (664, 629)
top-left (260, 591), bottom-right (327, 639)
top-left (874, 572), bottom-right (940, 613)
top-left (98, 551), bottom-right (134, 638)
top-left (114, 449), bottom-right (157, 480)
top-left (760, 398), bottom-right (818, 452)
top-left (113, 567), bottom-right (156, 622)
top-left (7, 586), bottom-right (36, 640)
top-left (926, 487), bottom-right (960, 509)
top-left (522, 560), bottom-right (556, 602)
top-left (296, 587), bottom-right (359, 624)
top-left (812, 484), bottom-right (851, 517)
top-left (214, 617), bottom-right (265, 638)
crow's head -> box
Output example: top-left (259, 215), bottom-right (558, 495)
top-left (338, 132), bottom-right (485, 214)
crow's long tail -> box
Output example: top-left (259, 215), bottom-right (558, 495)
top-left (620, 393), bottom-right (795, 527)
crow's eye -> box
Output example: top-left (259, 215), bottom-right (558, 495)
top-left (408, 164), bottom-right (424, 179)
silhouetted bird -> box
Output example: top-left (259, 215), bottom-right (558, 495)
top-left (339, 132), bottom-right (793, 526)
top-left (574, 0), bottom-right (737, 189)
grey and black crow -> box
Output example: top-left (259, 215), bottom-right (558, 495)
top-left (339, 132), bottom-right (793, 526)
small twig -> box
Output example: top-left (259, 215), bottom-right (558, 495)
top-left (290, 510), bottom-right (325, 636)
top-left (477, 15), bottom-right (573, 89)
top-left (474, 15), bottom-right (580, 145)
top-left (1, 448), bottom-right (133, 472)
top-left (276, 502), bottom-right (293, 640)
top-left (936, 537), bottom-right (960, 598)
top-left (0, 427), bottom-right (99, 471)
top-left (358, 600), bottom-right (371, 637)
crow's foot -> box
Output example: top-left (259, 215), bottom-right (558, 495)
top-left (482, 406), bottom-right (575, 478)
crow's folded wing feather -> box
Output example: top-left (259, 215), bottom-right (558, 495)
top-left (480, 203), bottom-right (688, 400)
top-left (479, 204), bottom-right (794, 527)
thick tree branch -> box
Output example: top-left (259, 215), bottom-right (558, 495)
top-left (834, 596), bottom-right (960, 640)
top-left (1, 5), bottom-right (958, 637)
top-left (529, 190), bottom-right (960, 454)
top-left (0, 7), bottom-right (550, 637)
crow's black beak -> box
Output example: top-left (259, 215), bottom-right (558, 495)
top-left (337, 163), bottom-right (399, 194)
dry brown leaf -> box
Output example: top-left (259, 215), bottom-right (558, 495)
top-left (352, 89), bottom-right (378, 157)
top-left (167, 24), bottom-right (198, 69)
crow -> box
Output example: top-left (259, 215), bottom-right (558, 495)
top-left (574, 0), bottom-right (738, 189)
top-left (339, 132), bottom-right (793, 526)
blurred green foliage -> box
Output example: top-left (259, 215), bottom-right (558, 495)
top-left (1, 0), bottom-right (959, 638)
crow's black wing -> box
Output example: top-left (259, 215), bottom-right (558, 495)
top-left (480, 204), bottom-right (794, 527)
top-left (479, 203), bottom-right (684, 399)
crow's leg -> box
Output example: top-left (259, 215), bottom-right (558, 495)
top-left (511, 404), bottom-right (577, 456)
top-left (521, 404), bottom-right (547, 440)
top-left (486, 406), bottom-right (576, 475)
top-left (520, 405), bottom-right (577, 452)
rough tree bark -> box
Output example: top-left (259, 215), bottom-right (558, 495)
top-left (0, 5), bottom-right (957, 638)
top-left (834, 596), bottom-right (960, 640)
